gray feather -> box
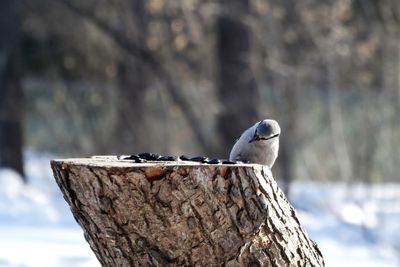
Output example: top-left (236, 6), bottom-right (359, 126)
top-left (229, 119), bottom-right (280, 168)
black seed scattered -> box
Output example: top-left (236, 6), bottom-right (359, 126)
top-left (138, 152), bottom-right (151, 158)
top-left (120, 153), bottom-right (231, 164)
top-left (159, 156), bottom-right (177, 161)
top-left (208, 159), bottom-right (221, 164)
top-left (119, 155), bottom-right (140, 160)
top-left (222, 160), bottom-right (237, 164)
top-left (190, 156), bottom-right (208, 163)
top-left (179, 155), bottom-right (190, 161)
top-left (190, 156), bottom-right (205, 161)
top-left (138, 153), bottom-right (161, 160)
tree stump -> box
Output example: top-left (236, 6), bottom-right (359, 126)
top-left (50, 157), bottom-right (324, 267)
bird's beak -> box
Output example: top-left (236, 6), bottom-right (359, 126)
top-left (249, 133), bottom-right (280, 143)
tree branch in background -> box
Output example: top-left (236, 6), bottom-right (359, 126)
top-left (58, 0), bottom-right (215, 155)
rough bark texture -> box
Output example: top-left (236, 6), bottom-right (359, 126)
top-left (51, 157), bottom-right (324, 267)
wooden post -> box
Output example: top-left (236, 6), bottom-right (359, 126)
top-left (51, 157), bottom-right (324, 266)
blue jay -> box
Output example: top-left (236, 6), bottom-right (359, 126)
top-left (229, 119), bottom-right (280, 168)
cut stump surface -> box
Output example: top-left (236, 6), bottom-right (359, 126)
top-left (51, 157), bottom-right (324, 267)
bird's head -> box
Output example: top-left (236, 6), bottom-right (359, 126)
top-left (249, 119), bottom-right (281, 143)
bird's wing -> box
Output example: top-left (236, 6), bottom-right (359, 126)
top-left (229, 122), bottom-right (259, 161)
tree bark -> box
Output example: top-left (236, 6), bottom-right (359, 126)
top-left (51, 157), bottom-right (324, 267)
top-left (0, 0), bottom-right (24, 179)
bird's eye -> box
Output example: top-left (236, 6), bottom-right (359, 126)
top-left (257, 122), bottom-right (272, 136)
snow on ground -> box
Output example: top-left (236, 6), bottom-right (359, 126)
top-left (0, 150), bottom-right (399, 267)
top-left (0, 150), bottom-right (99, 267)
top-left (290, 182), bottom-right (400, 267)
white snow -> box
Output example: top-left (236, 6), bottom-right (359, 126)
top-left (0, 150), bottom-right (99, 267)
top-left (0, 150), bottom-right (399, 266)
top-left (290, 181), bottom-right (400, 267)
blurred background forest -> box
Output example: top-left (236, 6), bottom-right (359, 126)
top-left (2, 0), bottom-right (399, 189)
top-left (1, 0), bottom-right (400, 266)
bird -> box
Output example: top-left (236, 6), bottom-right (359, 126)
top-left (229, 119), bottom-right (281, 168)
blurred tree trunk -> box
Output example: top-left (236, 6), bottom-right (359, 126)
top-left (114, 0), bottom-right (149, 154)
top-left (276, 2), bottom-right (299, 196)
top-left (0, 0), bottom-right (24, 179)
top-left (267, 0), bottom-right (307, 195)
top-left (116, 58), bottom-right (148, 153)
top-left (277, 81), bottom-right (298, 195)
top-left (216, 0), bottom-right (259, 157)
